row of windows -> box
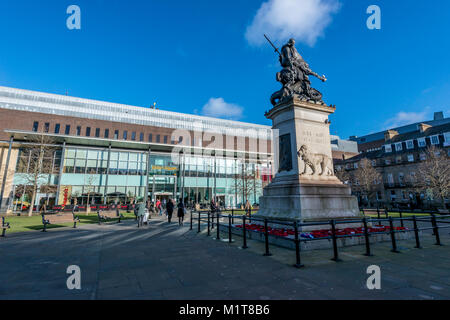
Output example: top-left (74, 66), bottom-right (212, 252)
top-left (384, 133), bottom-right (448, 153)
top-left (32, 121), bottom-right (175, 144)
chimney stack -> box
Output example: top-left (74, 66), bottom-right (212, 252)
top-left (384, 130), bottom-right (399, 142)
top-left (417, 123), bottom-right (432, 133)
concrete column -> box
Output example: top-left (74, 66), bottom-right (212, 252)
top-left (103, 144), bottom-right (111, 204)
top-left (181, 152), bottom-right (185, 202)
top-left (213, 152), bottom-right (217, 202)
top-left (144, 147), bottom-right (151, 205)
top-left (55, 141), bottom-right (66, 205)
top-left (0, 136), bottom-right (13, 210)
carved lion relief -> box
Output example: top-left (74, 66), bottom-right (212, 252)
top-left (297, 145), bottom-right (333, 176)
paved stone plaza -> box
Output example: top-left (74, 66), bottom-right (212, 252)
top-left (0, 215), bottom-right (449, 300)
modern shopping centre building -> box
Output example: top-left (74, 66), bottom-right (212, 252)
top-left (0, 86), bottom-right (356, 212)
top-left (0, 86), bottom-right (275, 211)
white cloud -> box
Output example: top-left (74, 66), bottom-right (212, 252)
top-left (201, 97), bottom-right (244, 120)
top-left (384, 108), bottom-right (431, 129)
top-left (245, 0), bottom-right (341, 47)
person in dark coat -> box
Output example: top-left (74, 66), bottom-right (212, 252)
top-left (177, 200), bottom-right (185, 226)
top-left (166, 199), bottom-right (174, 223)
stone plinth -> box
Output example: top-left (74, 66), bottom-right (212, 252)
top-left (256, 98), bottom-right (360, 223)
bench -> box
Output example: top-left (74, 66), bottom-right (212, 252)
top-left (97, 210), bottom-right (124, 224)
top-left (362, 208), bottom-right (388, 218)
top-left (1, 217), bottom-right (10, 237)
top-left (42, 213), bottom-right (80, 232)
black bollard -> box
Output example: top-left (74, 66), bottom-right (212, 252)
top-left (363, 217), bottom-right (373, 256)
top-left (330, 220), bottom-right (340, 261)
top-left (431, 214), bottom-right (442, 246)
top-left (389, 217), bottom-right (400, 253)
top-left (207, 212), bottom-right (211, 236)
top-left (399, 210), bottom-right (404, 228)
top-left (228, 215), bottom-right (233, 243)
top-left (377, 207), bottom-right (380, 220)
top-left (197, 211), bottom-right (201, 233)
top-left (216, 213), bottom-right (220, 240)
top-left (412, 216), bottom-right (421, 249)
top-left (242, 215), bottom-right (248, 249)
top-left (293, 221), bottom-right (304, 268)
top-left (190, 211), bottom-right (193, 230)
top-left (263, 219), bottom-right (272, 256)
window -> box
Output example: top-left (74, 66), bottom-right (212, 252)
top-left (139, 132), bottom-right (144, 142)
top-left (76, 126), bottom-right (81, 136)
top-left (395, 142), bottom-right (402, 152)
top-left (384, 144), bottom-right (392, 153)
top-left (407, 154), bottom-right (414, 162)
top-left (131, 131), bottom-right (136, 141)
top-left (385, 159), bottom-right (391, 165)
top-left (354, 163), bottom-right (358, 169)
top-left (419, 153), bottom-right (426, 161)
top-left (65, 125), bottom-right (71, 135)
top-left (32, 121), bottom-right (39, 132)
top-left (163, 135), bottom-right (168, 144)
top-left (148, 133), bottom-right (153, 142)
top-left (114, 130), bottom-right (119, 139)
top-left (406, 140), bottom-right (414, 149)
top-left (399, 173), bottom-right (405, 186)
top-left (396, 156), bottom-right (402, 163)
top-left (86, 127), bottom-right (91, 137)
top-left (444, 132), bottom-right (450, 147)
top-left (105, 129), bottom-right (109, 138)
top-left (390, 190), bottom-right (396, 201)
top-left (156, 134), bottom-right (160, 143)
top-left (387, 173), bottom-right (394, 187)
top-left (44, 122), bottom-right (50, 133)
top-left (430, 135), bottom-right (440, 145)
top-left (54, 124), bottom-right (60, 134)
top-left (95, 128), bottom-right (100, 138)
top-left (418, 137), bottom-right (426, 147)
top-left (123, 131), bottom-right (128, 140)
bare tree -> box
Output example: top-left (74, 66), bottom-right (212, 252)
top-left (416, 146), bottom-right (450, 209)
top-left (350, 158), bottom-right (382, 207)
top-left (335, 166), bottom-right (350, 184)
top-left (84, 175), bottom-right (96, 215)
top-left (21, 135), bottom-right (58, 216)
top-left (232, 163), bottom-right (257, 206)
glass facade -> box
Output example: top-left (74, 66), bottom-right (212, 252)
top-left (13, 146), bottom-right (272, 208)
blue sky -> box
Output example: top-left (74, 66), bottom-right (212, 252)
top-left (0, 0), bottom-right (449, 139)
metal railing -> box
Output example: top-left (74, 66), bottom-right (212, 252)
top-left (189, 210), bottom-right (450, 268)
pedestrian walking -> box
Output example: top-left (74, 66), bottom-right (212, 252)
top-left (166, 198), bottom-right (174, 223)
top-left (177, 199), bottom-right (185, 226)
top-left (137, 202), bottom-right (145, 227)
top-left (244, 199), bottom-right (252, 216)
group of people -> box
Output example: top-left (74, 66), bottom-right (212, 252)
top-left (151, 198), bottom-right (186, 226)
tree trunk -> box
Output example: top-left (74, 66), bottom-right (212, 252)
top-left (28, 185), bottom-right (37, 217)
top-left (86, 194), bottom-right (90, 215)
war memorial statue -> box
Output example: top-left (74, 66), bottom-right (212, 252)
top-left (255, 36), bottom-right (360, 225)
